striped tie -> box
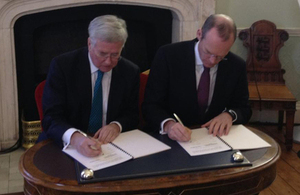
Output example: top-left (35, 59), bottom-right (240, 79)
top-left (88, 70), bottom-right (103, 133)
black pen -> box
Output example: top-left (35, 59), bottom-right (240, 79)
top-left (173, 113), bottom-right (184, 126)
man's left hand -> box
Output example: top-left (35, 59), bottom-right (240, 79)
top-left (93, 123), bottom-right (121, 144)
top-left (201, 112), bottom-right (233, 136)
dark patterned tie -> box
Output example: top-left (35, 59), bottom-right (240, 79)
top-left (197, 66), bottom-right (210, 118)
top-left (88, 70), bottom-right (103, 133)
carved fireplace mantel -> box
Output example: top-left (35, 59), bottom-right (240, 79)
top-left (0, 0), bottom-right (215, 149)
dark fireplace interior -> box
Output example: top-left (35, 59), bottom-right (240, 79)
top-left (14, 4), bottom-right (172, 123)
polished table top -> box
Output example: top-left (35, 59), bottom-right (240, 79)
top-left (19, 127), bottom-right (280, 195)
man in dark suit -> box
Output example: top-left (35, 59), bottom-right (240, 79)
top-left (142, 14), bottom-right (251, 142)
top-left (40, 15), bottom-right (140, 157)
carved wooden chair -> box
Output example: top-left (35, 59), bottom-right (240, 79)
top-left (239, 20), bottom-right (296, 150)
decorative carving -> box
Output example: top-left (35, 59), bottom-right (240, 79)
top-left (280, 31), bottom-right (289, 41)
top-left (238, 20), bottom-right (289, 84)
top-left (255, 36), bottom-right (271, 62)
top-left (263, 102), bottom-right (274, 109)
top-left (238, 31), bottom-right (248, 41)
top-left (284, 102), bottom-right (296, 110)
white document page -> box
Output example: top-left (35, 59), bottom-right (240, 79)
top-left (63, 143), bottom-right (132, 171)
top-left (62, 129), bottom-right (171, 170)
top-left (221, 125), bottom-right (271, 150)
top-left (112, 129), bottom-right (171, 158)
top-left (177, 128), bottom-right (231, 156)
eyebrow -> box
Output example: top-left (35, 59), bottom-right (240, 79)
top-left (98, 51), bottom-right (120, 55)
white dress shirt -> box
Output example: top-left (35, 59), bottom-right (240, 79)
top-left (194, 41), bottom-right (218, 108)
top-left (62, 52), bottom-right (121, 147)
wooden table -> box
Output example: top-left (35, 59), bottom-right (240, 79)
top-left (19, 128), bottom-right (280, 195)
top-left (249, 84), bottom-right (296, 150)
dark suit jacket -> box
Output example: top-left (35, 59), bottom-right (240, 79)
top-left (142, 39), bottom-right (251, 131)
top-left (41, 47), bottom-right (140, 145)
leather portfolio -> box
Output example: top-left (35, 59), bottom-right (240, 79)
top-left (75, 134), bottom-right (253, 184)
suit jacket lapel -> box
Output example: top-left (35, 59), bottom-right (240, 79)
top-left (106, 63), bottom-right (124, 123)
top-left (177, 39), bottom-right (201, 124)
top-left (185, 39), bottom-right (198, 107)
top-left (76, 48), bottom-right (92, 129)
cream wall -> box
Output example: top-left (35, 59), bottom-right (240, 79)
top-left (216, 0), bottom-right (300, 28)
top-left (216, 0), bottom-right (300, 100)
top-left (216, 0), bottom-right (300, 126)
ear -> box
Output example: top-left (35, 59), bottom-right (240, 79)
top-left (196, 29), bottom-right (202, 40)
top-left (87, 37), bottom-right (92, 50)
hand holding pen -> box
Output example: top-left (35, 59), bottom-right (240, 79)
top-left (70, 131), bottom-right (102, 157)
top-left (163, 113), bottom-right (192, 142)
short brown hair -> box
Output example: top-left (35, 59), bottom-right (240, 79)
top-left (201, 14), bottom-right (236, 41)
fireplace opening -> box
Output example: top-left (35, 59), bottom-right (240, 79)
top-left (14, 4), bottom-right (172, 123)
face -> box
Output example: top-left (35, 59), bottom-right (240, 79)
top-left (197, 28), bottom-right (234, 68)
top-left (88, 38), bottom-right (124, 72)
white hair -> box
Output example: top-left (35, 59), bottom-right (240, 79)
top-left (88, 15), bottom-right (128, 46)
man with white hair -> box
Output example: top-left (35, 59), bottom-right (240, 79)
top-left (40, 15), bottom-right (140, 157)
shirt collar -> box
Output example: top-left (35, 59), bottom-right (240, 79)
top-left (88, 52), bottom-right (98, 74)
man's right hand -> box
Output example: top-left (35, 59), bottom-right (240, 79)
top-left (70, 132), bottom-right (102, 157)
top-left (164, 120), bottom-right (192, 142)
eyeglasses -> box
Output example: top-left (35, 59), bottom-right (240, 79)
top-left (93, 48), bottom-right (121, 61)
top-left (95, 52), bottom-right (121, 61)
top-left (201, 45), bottom-right (226, 61)
top-left (202, 49), bottom-right (224, 61)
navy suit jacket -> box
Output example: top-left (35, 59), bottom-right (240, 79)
top-left (41, 47), bottom-right (140, 145)
top-left (142, 39), bottom-right (251, 131)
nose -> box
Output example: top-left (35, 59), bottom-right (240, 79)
top-left (103, 56), bottom-right (112, 64)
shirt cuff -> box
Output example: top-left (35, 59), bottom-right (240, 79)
top-left (110, 121), bottom-right (122, 132)
top-left (159, 118), bottom-right (176, 135)
top-left (62, 128), bottom-right (83, 149)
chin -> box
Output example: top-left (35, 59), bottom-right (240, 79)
top-left (204, 64), bottom-right (213, 68)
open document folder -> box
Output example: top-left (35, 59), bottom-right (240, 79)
top-left (178, 125), bottom-right (271, 156)
top-left (63, 129), bottom-right (171, 171)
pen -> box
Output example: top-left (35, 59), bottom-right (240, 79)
top-left (173, 113), bottom-right (184, 126)
top-left (81, 132), bottom-right (102, 151)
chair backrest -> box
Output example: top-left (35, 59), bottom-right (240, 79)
top-left (238, 20), bottom-right (289, 84)
top-left (139, 70), bottom-right (149, 129)
top-left (35, 80), bottom-right (46, 130)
